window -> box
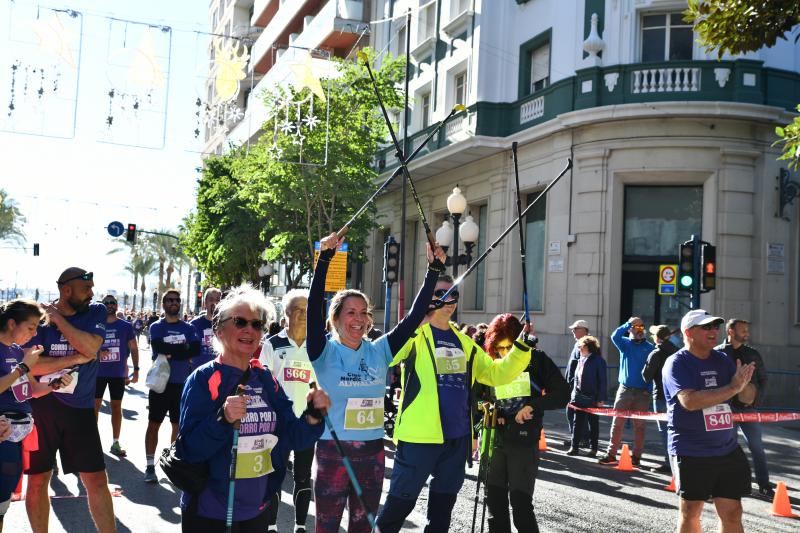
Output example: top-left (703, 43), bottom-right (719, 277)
top-left (451, 0), bottom-right (469, 16)
top-left (641, 13), bottom-right (693, 62)
top-left (530, 43), bottom-right (550, 93)
top-left (420, 3), bottom-right (436, 42)
top-left (421, 92), bottom-right (431, 128)
top-left (454, 72), bottom-right (466, 105)
top-left (525, 192), bottom-right (547, 312)
top-left (397, 25), bottom-right (407, 56)
top-left (623, 186), bottom-right (702, 257)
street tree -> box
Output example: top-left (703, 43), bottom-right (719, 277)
top-left (686, 1), bottom-right (800, 168)
top-left (0, 189), bottom-right (25, 243)
top-left (184, 48), bottom-right (406, 288)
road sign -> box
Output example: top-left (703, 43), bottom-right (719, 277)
top-left (313, 242), bottom-right (349, 292)
top-left (107, 221), bottom-right (124, 237)
top-left (658, 264), bottom-right (678, 295)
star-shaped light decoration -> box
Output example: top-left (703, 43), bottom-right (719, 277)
top-left (128, 27), bottom-right (166, 88)
top-left (291, 131), bottom-right (305, 145)
top-left (267, 143), bottom-right (283, 160)
top-left (225, 104), bottom-right (244, 123)
top-left (279, 120), bottom-right (295, 134)
top-left (287, 52), bottom-right (326, 103)
top-left (302, 113), bottom-right (320, 130)
top-left (28, 12), bottom-right (77, 69)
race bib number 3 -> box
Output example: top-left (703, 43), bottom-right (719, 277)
top-left (495, 372), bottom-right (531, 400)
top-left (434, 346), bottom-right (467, 375)
top-left (235, 434), bottom-right (278, 479)
top-left (703, 403), bottom-right (733, 432)
top-left (11, 375), bottom-right (33, 402)
top-left (100, 347), bottom-right (121, 363)
top-left (343, 397), bottom-right (384, 430)
top-left (283, 360), bottom-right (313, 384)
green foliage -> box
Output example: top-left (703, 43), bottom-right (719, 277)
top-left (686, 1), bottom-right (800, 169)
top-left (0, 189), bottom-right (25, 244)
top-left (182, 49), bottom-right (406, 288)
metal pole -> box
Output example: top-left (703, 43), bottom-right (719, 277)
top-left (397, 8), bottom-right (412, 322)
top-left (452, 212), bottom-right (461, 324)
top-left (384, 283), bottom-right (392, 332)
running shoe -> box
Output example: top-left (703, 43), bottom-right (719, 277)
top-left (144, 465), bottom-right (157, 483)
top-left (757, 485), bottom-right (775, 499)
top-left (110, 442), bottom-right (127, 457)
top-left (597, 453), bottom-right (616, 464)
top-left (566, 448), bottom-right (580, 456)
top-left (631, 456), bottom-right (641, 467)
top-left (586, 448), bottom-right (598, 458)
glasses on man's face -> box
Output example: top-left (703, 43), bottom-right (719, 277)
top-left (632, 324), bottom-right (645, 331)
top-left (58, 272), bottom-right (93, 285)
top-left (221, 316), bottom-right (266, 331)
top-left (103, 300), bottom-right (117, 306)
top-left (164, 298), bottom-right (181, 304)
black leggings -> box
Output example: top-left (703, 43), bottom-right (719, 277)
top-left (265, 444), bottom-right (315, 526)
top-left (571, 410), bottom-right (599, 450)
top-left (181, 499), bottom-right (269, 533)
top-left (487, 486), bottom-right (539, 533)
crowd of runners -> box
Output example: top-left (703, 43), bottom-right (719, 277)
top-left (0, 250), bottom-right (775, 533)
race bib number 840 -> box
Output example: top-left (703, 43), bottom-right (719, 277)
top-left (703, 403), bottom-right (733, 432)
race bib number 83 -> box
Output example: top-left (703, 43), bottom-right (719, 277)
top-left (495, 372), bottom-right (531, 400)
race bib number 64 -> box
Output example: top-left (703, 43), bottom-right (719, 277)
top-left (703, 403), bottom-right (733, 432)
top-left (343, 397), bottom-right (384, 430)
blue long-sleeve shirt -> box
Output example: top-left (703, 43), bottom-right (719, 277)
top-left (610, 322), bottom-right (654, 390)
top-left (177, 360), bottom-right (323, 521)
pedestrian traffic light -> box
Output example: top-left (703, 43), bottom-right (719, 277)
top-left (383, 237), bottom-right (400, 285)
top-left (195, 288), bottom-right (203, 310)
top-left (678, 241), bottom-right (695, 291)
top-left (33, 243), bottom-right (39, 256)
top-left (701, 243), bottom-right (716, 291)
top-left (126, 223), bottom-right (137, 243)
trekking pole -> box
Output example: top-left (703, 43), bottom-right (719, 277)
top-left (310, 382), bottom-right (380, 531)
top-left (225, 385), bottom-right (246, 533)
top-left (479, 406), bottom-right (497, 533)
top-left (471, 402), bottom-right (492, 533)
top-left (511, 142), bottom-right (530, 326)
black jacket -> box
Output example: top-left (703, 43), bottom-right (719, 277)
top-left (715, 342), bottom-right (768, 409)
top-left (641, 339), bottom-right (678, 401)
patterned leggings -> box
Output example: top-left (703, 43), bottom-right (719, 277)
top-left (314, 439), bottom-right (384, 533)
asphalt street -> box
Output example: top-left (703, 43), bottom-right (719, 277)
top-left (5, 344), bottom-right (800, 532)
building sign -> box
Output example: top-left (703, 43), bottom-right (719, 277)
top-left (658, 264), bottom-right (677, 295)
top-left (313, 242), bottom-right (348, 292)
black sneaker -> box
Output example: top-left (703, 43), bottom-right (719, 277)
top-left (597, 453), bottom-right (616, 465)
top-left (586, 448), bottom-right (598, 458)
top-left (651, 463), bottom-right (671, 474)
top-left (631, 456), bottom-right (641, 467)
top-left (144, 465), bottom-right (157, 483)
top-left (579, 439), bottom-right (591, 449)
top-left (566, 448), bottom-right (580, 456)
top-left (561, 439), bottom-right (572, 450)
top-left (757, 485), bottom-right (775, 499)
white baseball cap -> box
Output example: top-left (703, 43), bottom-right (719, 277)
top-left (568, 320), bottom-right (590, 331)
top-left (680, 309), bottom-right (724, 332)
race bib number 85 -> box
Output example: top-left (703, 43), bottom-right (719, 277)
top-left (343, 397), bottom-right (384, 430)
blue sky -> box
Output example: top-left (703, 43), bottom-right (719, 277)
top-left (0, 0), bottom-right (211, 304)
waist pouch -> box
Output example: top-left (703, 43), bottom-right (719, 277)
top-left (502, 418), bottom-right (539, 447)
top-left (1, 411), bottom-right (34, 443)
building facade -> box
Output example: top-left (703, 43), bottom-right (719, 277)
top-left (365, 0), bottom-right (800, 403)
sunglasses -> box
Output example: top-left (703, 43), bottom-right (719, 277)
top-left (102, 300), bottom-right (118, 305)
top-left (694, 323), bottom-right (719, 331)
top-left (221, 316), bottom-right (266, 331)
top-left (433, 289), bottom-right (459, 300)
top-left (631, 324), bottom-right (645, 330)
top-left (57, 271), bottom-right (93, 284)
top-left (495, 343), bottom-right (513, 353)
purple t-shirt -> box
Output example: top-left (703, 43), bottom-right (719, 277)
top-left (662, 348), bottom-right (737, 457)
top-left (430, 326), bottom-right (470, 439)
top-left (97, 319), bottom-right (135, 378)
top-left (190, 315), bottom-right (216, 367)
top-left (32, 303), bottom-right (107, 409)
top-left (0, 343), bottom-right (33, 414)
top-left (195, 371), bottom-right (278, 520)
top-left (149, 319), bottom-right (200, 384)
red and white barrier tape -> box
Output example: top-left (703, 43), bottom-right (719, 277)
top-left (568, 404), bottom-right (800, 423)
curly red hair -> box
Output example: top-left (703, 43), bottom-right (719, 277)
top-left (484, 313), bottom-right (523, 359)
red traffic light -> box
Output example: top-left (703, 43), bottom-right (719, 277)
top-left (196, 291), bottom-right (203, 298)
top-left (705, 262), bottom-right (715, 274)
top-left (126, 223), bottom-right (137, 243)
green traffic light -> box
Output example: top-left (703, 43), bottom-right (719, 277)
top-left (680, 275), bottom-right (693, 287)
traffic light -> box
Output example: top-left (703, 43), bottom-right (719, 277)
top-left (678, 240), bottom-right (695, 291)
top-left (33, 243), bottom-right (39, 256)
top-left (195, 288), bottom-right (203, 311)
top-left (126, 223), bottom-right (137, 243)
top-left (383, 237), bottom-right (400, 285)
top-left (701, 243), bottom-right (716, 291)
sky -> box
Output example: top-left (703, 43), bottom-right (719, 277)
top-left (0, 0), bottom-right (212, 305)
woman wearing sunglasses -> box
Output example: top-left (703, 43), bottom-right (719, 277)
top-left (176, 285), bottom-right (331, 532)
top-left (307, 232), bottom-right (446, 533)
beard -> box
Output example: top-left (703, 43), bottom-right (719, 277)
top-left (70, 297), bottom-right (90, 313)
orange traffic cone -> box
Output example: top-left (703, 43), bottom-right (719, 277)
top-left (664, 476), bottom-right (676, 492)
top-left (615, 444), bottom-right (635, 471)
top-left (769, 481), bottom-right (798, 518)
top-left (538, 430), bottom-right (549, 452)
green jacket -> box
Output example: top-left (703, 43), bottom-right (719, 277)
top-left (390, 322), bottom-right (532, 444)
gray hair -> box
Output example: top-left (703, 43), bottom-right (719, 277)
top-left (282, 289), bottom-right (309, 317)
top-left (211, 284), bottom-right (277, 353)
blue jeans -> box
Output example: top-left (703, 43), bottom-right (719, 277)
top-left (736, 409), bottom-right (771, 487)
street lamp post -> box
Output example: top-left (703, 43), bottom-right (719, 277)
top-left (434, 186), bottom-right (480, 324)
top-left (258, 264), bottom-right (274, 296)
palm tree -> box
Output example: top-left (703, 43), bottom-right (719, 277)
top-left (136, 255), bottom-right (158, 312)
top-left (143, 231), bottom-right (181, 303)
top-left (0, 189), bottom-right (25, 243)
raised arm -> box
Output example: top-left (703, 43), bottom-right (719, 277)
top-left (676, 359), bottom-right (755, 411)
top-left (386, 242), bottom-right (446, 354)
top-left (307, 232), bottom-right (337, 360)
